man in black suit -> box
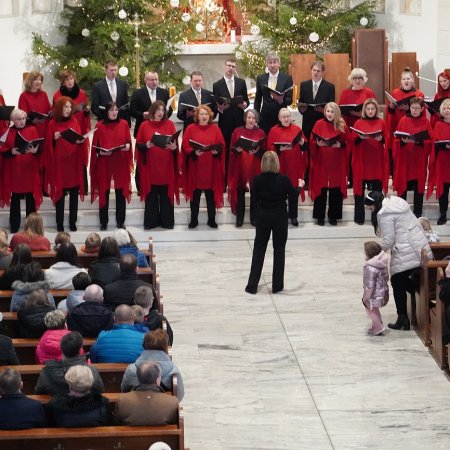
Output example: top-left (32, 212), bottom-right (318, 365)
top-left (213, 58), bottom-right (249, 179)
top-left (254, 53), bottom-right (293, 135)
top-left (130, 71), bottom-right (173, 138)
top-left (177, 71), bottom-right (217, 130)
top-left (91, 60), bottom-right (130, 125)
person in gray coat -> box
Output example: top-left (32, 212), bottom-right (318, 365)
top-left (365, 192), bottom-right (433, 330)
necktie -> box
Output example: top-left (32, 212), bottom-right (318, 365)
top-left (109, 81), bottom-right (117, 102)
top-left (270, 76), bottom-right (276, 90)
top-left (196, 91), bottom-right (202, 105)
top-left (150, 89), bottom-right (156, 103)
top-left (313, 83), bottom-right (318, 100)
top-left (227, 78), bottom-right (234, 98)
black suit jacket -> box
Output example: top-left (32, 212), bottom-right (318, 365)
top-left (91, 78), bottom-right (130, 125)
top-left (299, 79), bottom-right (335, 138)
top-left (253, 72), bottom-right (293, 134)
top-left (212, 77), bottom-right (249, 145)
top-left (176, 88), bottom-right (217, 130)
top-left (129, 86), bottom-right (172, 137)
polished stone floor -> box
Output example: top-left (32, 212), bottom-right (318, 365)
top-left (156, 237), bottom-right (450, 450)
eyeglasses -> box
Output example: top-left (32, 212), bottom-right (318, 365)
top-left (410, 106), bottom-right (422, 110)
top-left (352, 76), bottom-right (364, 80)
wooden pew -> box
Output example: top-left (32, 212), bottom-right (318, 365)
top-left (429, 242), bottom-right (450, 260)
top-left (0, 407), bottom-right (186, 450)
top-left (0, 289), bottom-right (69, 312)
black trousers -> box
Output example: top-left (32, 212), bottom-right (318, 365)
top-left (10, 193), bottom-right (36, 232)
top-left (99, 189), bottom-right (126, 226)
top-left (399, 179), bottom-right (423, 217)
top-left (55, 187), bottom-right (79, 228)
top-left (312, 187), bottom-right (343, 221)
top-left (144, 185), bottom-right (174, 229)
top-left (354, 179), bottom-right (382, 223)
top-left (236, 187), bottom-right (257, 224)
top-left (190, 189), bottom-right (215, 223)
top-left (438, 183), bottom-right (450, 216)
top-left (246, 210), bottom-right (288, 292)
top-left (391, 268), bottom-right (417, 316)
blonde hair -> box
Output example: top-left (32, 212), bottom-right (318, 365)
top-left (0, 234), bottom-right (9, 256)
top-left (418, 217), bottom-right (432, 232)
top-left (85, 232), bottom-right (101, 250)
top-left (324, 102), bottom-right (346, 133)
top-left (24, 213), bottom-right (45, 237)
top-left (54, 232), bottom-right (71, 251)
top-left (24, 71), bottom-right (43, 92)
top-left (65, 365), bottom-right (94, 394)
top-left (361, 98), bottom-right (379, 119)
top-left (364, 241), bottom-right (382, 260)
top-left (348, 67), bottom-right (368, 83)
top-left (131, 304), bottom-right (145, 323)
top-left (10, 108), bottom-right (27, 121)
top-left (440, 98), bottom-right (450, 114)
top-left (44, 310), bottom-right (66, 329)
top-left (261, 150), bottom-right (280, 174)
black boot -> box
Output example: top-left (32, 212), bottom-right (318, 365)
top-left (388, 314), bottom-right (410, 330)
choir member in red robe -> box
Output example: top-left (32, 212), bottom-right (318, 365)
top-left (228, 109), bottom-right (266, 227)
top-left (0, 109), bottom-right (42, 232)
top-left (45, 97), bottom-right (85, 232)
top-left (392, 97), bottom-right (432, 217)
top-left (181, 105), bottom-right (225, 229)
top-left (91, 102), bottom-right (132, 231)
top-left (427, 99), bottom-right (450, 224)
top-left (351, 98), bottom-right (389, 225)
top-left (309, 102), bottom-right (349, 226)
top-left (53, 70), bottom-right (91, 192)
top-left (135, 100), bottom-right (179, 229)
top-left (267, 108), bottom-right (307, 226)
top-left (0, 92), bottom-right (10, 136)
top-left (429, 70), bottom-right (450, 128)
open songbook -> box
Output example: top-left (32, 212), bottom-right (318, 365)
top-left (235, 136), bottom-right (264, 152)
top-left (393, 130), bottom-right (430, 142)
top-left (166, 95), bottom-right (177, 111)
top-left (14, 132), bottom-right (44, 154)
top-left (179, 102), bottom-right (212, 111)
top-left (98, 103), bottom-right (128, 111)
top-left (350, 127), bottom-right (383, 138)
top-left (385, 91), bottom-right (416, 107)
top-left (189, 139), bottom-right (222, 152)
top-left (60, 128), bottom-right (96, 144)
top-left (297, 102), bottom-right (326, 113)
top-left (339, 104), bottom-right (363, 115)
top-left (212, 95), bottom-right (244, 107)
top-left (93, 143), bottom-right (127, 154)
top-left (435, 140), bottom-right (450, 150)
top-left (312, 132), bottom-right (341, 146)
top-left (73, 103), bottom-right (88, 113)
top-left (273, 130), bottom-right (304, 151)
top-left (0, 105), bottom-right (15, 121)
top-left (150, 129), bottom-right (182, 148)
top-left (424, 97), bottom-right (444, 114)
top-left (27, 110), bottom-right (52, 121)
top-left (265, 85), bottom-right (293, 96)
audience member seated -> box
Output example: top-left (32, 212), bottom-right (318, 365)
top-left (121, 329), bottom-right (184, 400)
top-left (88, 237), bottom-right (121, 288)
top-left (35, 310), bottom-right (70, 364)
top-left (135, 285), bottom-right (174, 345)
top-left (89, 304), bottom-right (144, 363)
top-left (0, 229), bottom-right (12, 270)
top-left (17, 289), bottom-right (55, 338)
top-left (104, 254), bottom-right (152, 309)
top-left (114, 229), bottom-right (149, 268)
top-left (115, 360), bottom-right (179, 426)
top-left (46, 365), bottom-right (111, 427)
top-left (131, 305), bottom-right (149, 333)
top-left (149, 443), bottom-right (172, 450)
top-left (10, 261), bottom-right (56, 312)
top-left (53, 231), bottom-right (71, 251)
top-left (0, 368), bottom-right (46, 430)
top-left (45, 242), bottom-right (88, 289)
top-left (438, 261), bottom-right (450, 346)
top-left (9, 212), bottom-right (51, 251)
top-left (0, 322), bottom-right (19, 365)
top-left (80, 232), bottom-right (101, 254)
top-left (68, 284), bottom-right (113, 338)
top-left (0, 243), bottom-right (32, 290)
top-left (58, 272), bottom-right (92, 314)
top-left (35, 331), bottom-right (104, 395)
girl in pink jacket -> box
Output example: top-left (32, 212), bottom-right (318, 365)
top-left (363, 241), bottom-right (389, 335)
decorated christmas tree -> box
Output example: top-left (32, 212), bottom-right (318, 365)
top-left (234, 0), bottom-right (379, 78)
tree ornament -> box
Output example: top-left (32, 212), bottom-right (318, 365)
top-left (267, 0), bottom-right (276, 7)
top-left (119, 66), bottom-right (128, 76)
top-left (118, 9), bottom-right (127, 20)
top-left (250, 24), bottom-right (260, 35)
top-left (235, 50), bottom-right (243, 60)
top-left (181, 12), bottom-right (191, 22)
top-left (81, 28), bottom-right (90, 37)
top-left (309, 32), bottom-right (319, 43)
top-left (233, 0), bottom-right (239, 3)
top-left (170, 0), bottom-right (180, 7)
top-left (289, 16), bottom-right (297, 26)
top-left (182, 75), bottom-right (191, 85)
top-left (79, 58), bottom-right (88, 68)
top-left (195, 23), bottom-right (205, 33)
top-left (360, 17), bottom-right (368, 26)
top-left (110, 31), bottom-right (120, 41)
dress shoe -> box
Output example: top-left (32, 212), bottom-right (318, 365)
top-left (272, 286), bottom-right (284, 294)
top-left (100, 223), bottom-right (107, 231)
top-left (437, 215), bottom-right (447, 225)
top-left (245, 286), bottom-right (257, 294)
top-left (236, 219), bottom-right (244, 228)
top-left (388, 314), bottom-right (410, 331)
top-left (329, 218), bottom-right (337, 226)
top-left (57, 225), bottom-right (64, 232)
top-left (291, 218), bottom-right (299, 227)
top-left (207, 219), bottom-right (218, 229)
top-left (354, 220), bottom-right (364, 225)
top-left (317, 219), bottom-right (325, 226)
top-left (69, 223), bottom-right (77, 232)
top-left (117, 223), bottom-right (126, 229)
top-left (188, 220), bottom-right (198, 229)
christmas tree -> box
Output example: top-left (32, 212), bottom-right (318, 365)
top-left (32, 0), bottom-right (190, 91)
top-left (234, 0), bottom-right (379, 78)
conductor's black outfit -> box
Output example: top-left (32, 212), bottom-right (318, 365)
top-left (245, 172), bottom-right (301, 294)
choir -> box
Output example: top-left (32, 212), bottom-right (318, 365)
top-left (0, 58), bottom-right (449, 232)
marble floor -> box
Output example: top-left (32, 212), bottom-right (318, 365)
top-left (155, 236), bottom-right (450, 450)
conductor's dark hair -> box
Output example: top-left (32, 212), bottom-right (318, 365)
top-left (364, 191), bottom-right (385, 235)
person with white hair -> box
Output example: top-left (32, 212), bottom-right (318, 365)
top-left (113, 229), bottom-right (149, 268)
top-left (148, 442), bottom-right (172, 450)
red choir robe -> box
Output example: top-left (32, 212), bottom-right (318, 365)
top-left (267, 123), bottom-right (307, 201)
top-left (392, 114), bottom-right (433, 196)
top-left (181, 123), bottom-right (225, 208)
top-left (339, 87), bottom-right (376, 128)
top-left (386, 88), bottom-right (424, 149)
top-left (0, 124), bottom-right (42, 208)
top-left (135, 119), bottom-right (180, 205)
top-left (228, 126), bottom-right (266, 214)
top-left (90, 119), bottom-right (133, 209)
top-left (351, 117), bottom-right (389, 196)
top-left (308, 119), bottom-right (349, 201)
top-left (53, 87), bottom-right (91, 168)
top-left (18, 90), bottom-right (51, 139)
top-left (427, 119), bottom-right (450, 200)
top-left (0, 94), bottom-right (10, 135)
top-left (45, 117), bottom-right (85, 204)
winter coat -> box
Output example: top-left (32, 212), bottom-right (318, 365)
top-left (67, 302), bottom-right (113, 338)
top-left (44, 262), bottom-right (88, 289)
top-left (35, 328), bottom-right (71, 364)
top-left (119, 245), bottom-right (149, 268)
top-left (121, 349), bottom-right (184, 400)
top-left (0, 334), bottom-right (19, 366)
top-left (88, 256), bottom-right (121, 289)
top-left (362, 251), bottom-right (389, 309)
top-left (17, 304), bottom-right (55, 338)
top-left (438, 277), bottom-right (450, 345)
top-left (66, 290), bottom-right (85, 312)
top-left (0, 393), bottom-right (46, 430)
top-left (377, 195), bottom-right (433, 276)
top-left (10, 279), bottom-right (55, 312)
